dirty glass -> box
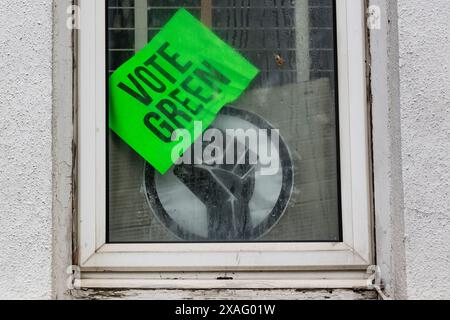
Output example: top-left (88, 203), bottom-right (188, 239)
top-left (107, 0), bottom-right (341, 242)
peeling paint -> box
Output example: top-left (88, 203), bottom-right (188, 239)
top-left (71, 289), bottom-right (377, 301)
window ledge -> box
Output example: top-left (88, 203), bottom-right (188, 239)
top-left (77, 271), bottom-right (371, 290)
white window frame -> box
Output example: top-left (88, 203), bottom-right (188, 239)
top-left (77, 0), bottom-right (372, 289)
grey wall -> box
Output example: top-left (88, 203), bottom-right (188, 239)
top-left (372, 0), bottom-right (450, 300)
top-left (396, 0), bottom-right (450, 299)
top-left (0, 0), bottom-right (54, 299)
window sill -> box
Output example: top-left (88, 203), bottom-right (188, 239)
top-left (76, 271), bottom-right (371, 290)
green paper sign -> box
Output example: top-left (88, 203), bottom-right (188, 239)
top-left (109, 8), bottom-right (259, 174)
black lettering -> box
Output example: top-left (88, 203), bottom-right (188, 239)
top-left (155, 99), bottom-right (192, 129)
top-left (181, 76), bottom-right (213, 104)
top-left (143, 112), bottom-right (174, 143)
top-left (169, 88), bottom-right (204, 116)
top-left (135, 66), bottom-right (166, 93)
top-left (144, 54), bottom-right (177, 84)
top-left (194, 61), bottom-right (231, 93)
top-left (117, 73), bottom-right (153, 106)
top-left (158, 42), bottom-right (193, 74)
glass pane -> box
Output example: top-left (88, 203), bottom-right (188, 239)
top-left (107, 0), bottom-right (341, 242)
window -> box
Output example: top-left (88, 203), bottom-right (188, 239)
top-left (78, 0), bottom-right (372, 288)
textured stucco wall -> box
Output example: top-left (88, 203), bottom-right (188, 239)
top-left (0, 0), bottom-right (54, 299)
top-left (396, 0), bottom-right (450, 299)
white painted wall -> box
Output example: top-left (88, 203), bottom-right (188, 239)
top-left (0, 0), bottom-right (449, 300)
top-left (396, 0), bottom-right (450, 300)
top-left (0, 0), bottom-right (54, 299)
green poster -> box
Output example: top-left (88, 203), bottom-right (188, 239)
top-left (109, 8), bottom-right (259, 174)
